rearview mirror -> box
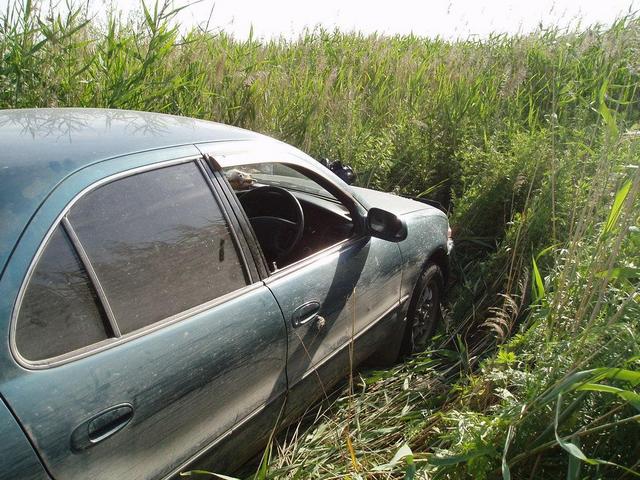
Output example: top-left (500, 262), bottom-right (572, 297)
top-left (367, 208), bottom-right (407, 242)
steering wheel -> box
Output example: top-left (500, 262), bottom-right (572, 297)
top-left (239, 185), bottom-right (305, 264)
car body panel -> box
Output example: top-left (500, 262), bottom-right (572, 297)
top-left (283, 293), bottom-right (407, 426)
top-left (0, 148), bottom-right (288, 479)
top-left (2, 284), bottom-right (287, 480)
top-left (347, 186), bottom-right (450, 299)
top-left (349, 185), bottom-right (432, 216)
top-left (397, 211), bottom-right (450, 299)
top-left (198, 142), bottom-right (407, 417)
top-left (0, 398), bottom-right (49, 480)
top-left (265, 235), bottom-right (403, 408)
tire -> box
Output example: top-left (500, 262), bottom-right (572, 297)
top-left (400, 262), bottom-right (444, 357)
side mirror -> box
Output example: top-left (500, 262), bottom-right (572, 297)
top-left (367, 208), bottom-right (407, 242)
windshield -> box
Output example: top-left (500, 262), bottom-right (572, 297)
top-left (223, 163), bottom-right (338, 200)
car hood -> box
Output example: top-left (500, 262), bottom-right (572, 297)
top-left (349, 186), bottom-right (445, 218)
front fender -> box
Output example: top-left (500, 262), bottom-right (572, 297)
top-left (397, 210), bottom-right (450, 301)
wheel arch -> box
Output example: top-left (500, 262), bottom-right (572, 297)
top-left (427, 247), bottom-right (450, 289)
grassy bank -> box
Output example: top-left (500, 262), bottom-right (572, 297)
top-left (2, 1), bottom-right (639, 477)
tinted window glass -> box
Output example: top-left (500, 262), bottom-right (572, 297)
top-left (68, 162), bottom-right (247, 334)
top-left (16, 226), bottom-right (109, 361)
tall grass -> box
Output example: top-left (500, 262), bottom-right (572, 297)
top-left (267, 134), bottom-right (639, 479)
top-left (1, 1), bottom-right (639, 477)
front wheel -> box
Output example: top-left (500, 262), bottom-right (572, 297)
top-left (401, 262), bottom-right (444, 356)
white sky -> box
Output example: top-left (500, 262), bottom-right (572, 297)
top-left (3, 0), bottom-right (639, 39)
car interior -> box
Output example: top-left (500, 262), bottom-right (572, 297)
top-left (222, 163), bottom-right (354, 271)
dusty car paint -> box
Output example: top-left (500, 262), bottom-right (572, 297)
top-left (397, 210), bottom-right (450, 298)
top-left (266, 235), bottom-right (403, 417)
top-left (0, 108), bottom-right (450, 479)
top-left (4, 285), bottom-right (287, 479)
top-left (1, 152), bottom-right (288, 479)
top-left (0, 399), bottom-right (49, 480)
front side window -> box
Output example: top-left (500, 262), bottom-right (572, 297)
top-left (16, 161), bottom-right (248, 361)
top-left (223, 162), bottom-right (354, 271)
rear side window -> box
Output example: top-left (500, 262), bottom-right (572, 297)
top-left (68, 162), bottom-right (248, 334)
top-left (15, 161), bottom-right (248, 362)
top-left (16, 226), bottom-right (109, 361)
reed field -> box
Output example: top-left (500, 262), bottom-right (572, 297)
top-left (2, 1), bottom-right (640, 478)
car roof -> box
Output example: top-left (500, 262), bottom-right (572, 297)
top-left (0, 108), bottom-right (268, 273)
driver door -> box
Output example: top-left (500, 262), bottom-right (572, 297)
top-left (201, 145), bottom-right (404, 422)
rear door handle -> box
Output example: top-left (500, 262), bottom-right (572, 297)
top-left (71, 403), bottom-right (133, 451)
top-left (292, 301), bottom-right (321, 327)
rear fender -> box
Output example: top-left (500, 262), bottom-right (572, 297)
top-left (0, 396), bottom-right (49, 480)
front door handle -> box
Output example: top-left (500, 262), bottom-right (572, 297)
top-left (292, 301), bottom-right (321, 327)
top-left (71, 403), bottom-right (133, 451)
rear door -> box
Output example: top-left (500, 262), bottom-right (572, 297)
top-left (1, 154), bottom-right (287, 479)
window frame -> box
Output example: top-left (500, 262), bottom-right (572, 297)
top-left (11, 155), bottom-right (260, 369)
top-left (205, 151), bottom-right (368, 280)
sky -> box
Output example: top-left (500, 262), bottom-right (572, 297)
top-left (2, 0), bottom-right (639, 40)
